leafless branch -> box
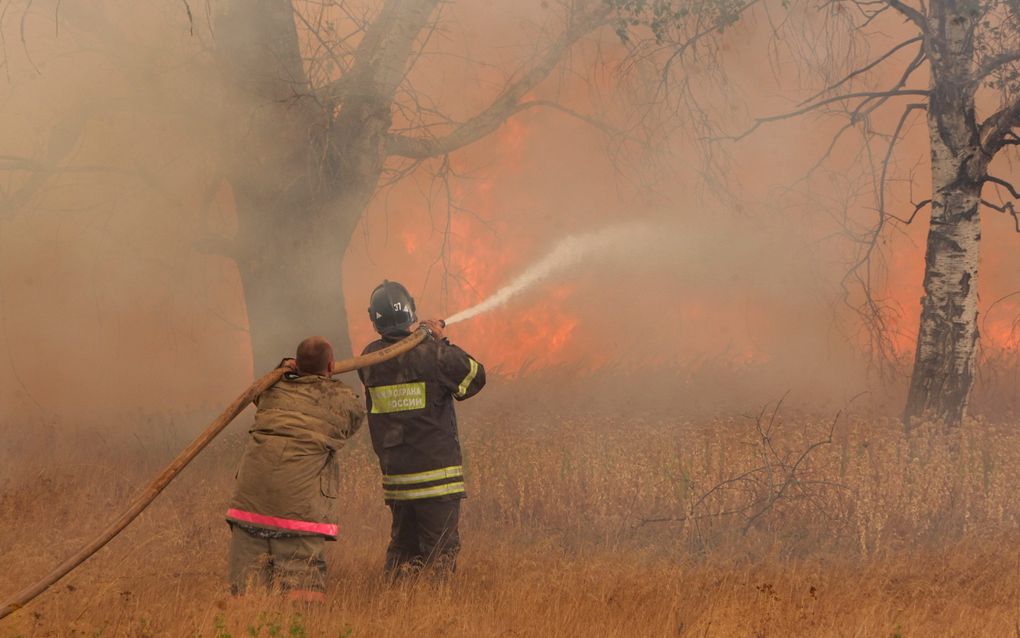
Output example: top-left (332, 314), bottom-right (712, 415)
top-left (637, 398), bottom-right (854, 545)
top-left (974, 50), bottom-right (1020, 83)
top-left (980, 96), bottom-right (1020, 154)
top-left (20, 0), bottom-right (39, 75)
top-left (884, 0), bottom-right (928, 30)
top-left (981, 199), bottom-right (1020, 231)
top-left (292, 6), bottom-right (362, 101)
top-left (847, 47), bottom-right (928, 121)
top-left (741, 409), bottom-right (842, 535)
top-left (181, 0), bottom-right (194, 36)
top-left (655, 0), bottom-right (764, 85)
top-left (385, 6), bottom-right (611, 159)
top-left (877, 103), bottom-right (927, 221)
top-left (982, 175), bottom-right (1020, 231)
top-left (798, 36), bottom-right (923, 107)
top-left (525, 99), bottom-right (650, 147)
top-left (888, 197), bottom-right (931, 225)
top-left (721, 90), bottom-right (929, 142)
top-left (986, 174), bottom-right (1020, 199)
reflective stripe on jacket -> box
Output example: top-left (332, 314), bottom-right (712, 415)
top-left (226, 374), bottom-right (365, 539)
top-left (359, 334), bottom-right (485, 502)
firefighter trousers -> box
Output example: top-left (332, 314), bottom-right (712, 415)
top-left (228, 525), bottom-right (327, 594)
top-left (385, 499), bottom-right (460, 575)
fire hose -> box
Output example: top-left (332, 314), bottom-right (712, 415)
top-left (0, 326), bottom-right (431, 621)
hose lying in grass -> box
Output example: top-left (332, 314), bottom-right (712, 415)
top-left (0, 327), bottom-right (430, 621)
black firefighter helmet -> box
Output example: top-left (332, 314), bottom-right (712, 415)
top-left (368, 280), bottom-right (417, 335)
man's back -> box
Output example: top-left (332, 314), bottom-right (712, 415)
top-left (359, 281), bottom-right (485, 575)
top-left (359, 336), bottom-right (485, 496)
top-left (225, 336), bottom-right (364, 599)
top-left (229, 374), bottom-right (364, 537)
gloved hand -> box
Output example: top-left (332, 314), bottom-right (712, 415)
top-left (419, 319), bottom-right (446, 341)
top-left (277, 357), bottom-right (298, 372)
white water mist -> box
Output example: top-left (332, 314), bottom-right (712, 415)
top-left (445, 224), bottom-right (657, 325)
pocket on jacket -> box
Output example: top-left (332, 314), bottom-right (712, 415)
top-left (382, 424), bottom-right (404, 448)
top-left (320, 459), bottom-right (340, 499)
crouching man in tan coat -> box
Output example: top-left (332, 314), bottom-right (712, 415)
top-left (225, 336), bottom-right (365, 601)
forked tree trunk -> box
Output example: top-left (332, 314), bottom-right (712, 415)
top-left (213, 0), bottom-right (339, 374)
top-left (904, 12), bottom-right (986, 426)
top-left (213, 0), bottom-right (438, 374)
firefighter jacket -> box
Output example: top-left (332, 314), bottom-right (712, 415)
top-left (358, 333), bottom-right (485, 503)
top-left (226, 373), bottom-right (365, 539)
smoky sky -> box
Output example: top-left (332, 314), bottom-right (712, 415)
top-left (1, 1), bottom-right (1018, 423)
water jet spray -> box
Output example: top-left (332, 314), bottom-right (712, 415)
top-left (446, 223), bottom-right (655, 325)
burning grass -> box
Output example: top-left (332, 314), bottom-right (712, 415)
top-left (3, 406), bottom-right (1020, 636)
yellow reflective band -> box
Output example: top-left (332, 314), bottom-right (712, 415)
top-left (456, 358), bottom-right (479, 398)
top-left (382, 465), bottom-right (464, 486)
top-left (370, 382), bottom-right (427, 414)
top-left (383, 482), bottom-right (466, 501)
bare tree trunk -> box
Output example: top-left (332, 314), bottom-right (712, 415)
top-left (211, 0), bottom-right (575, 373)
top-left (903, 172), bottom-right (982, 426)
top-left (212, 0), bottom-right (438, 373)
top-left (232, 191), bottom-right (360, 372)
top-left (904, 11), bottom-right (986, 426)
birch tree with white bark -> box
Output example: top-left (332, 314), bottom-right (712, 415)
top-left (617, 0), bottom-right (1020, 426)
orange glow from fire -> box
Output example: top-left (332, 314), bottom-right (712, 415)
top-left (340, 5), bottom-right (1020, 380)
top-left (403, 232), bottom-right (418, 254)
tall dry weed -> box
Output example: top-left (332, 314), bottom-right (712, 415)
top-left (3, 407), bottom-right (1020, 636)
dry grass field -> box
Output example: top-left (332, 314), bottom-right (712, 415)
top-left (3, 403), bottom-right (1020, 636)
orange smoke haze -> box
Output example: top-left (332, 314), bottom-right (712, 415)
top-left (0, 2), bottom-right (1018, 422)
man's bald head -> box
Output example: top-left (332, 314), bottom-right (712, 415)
top-left (296, 336), bottom-right (334, 376)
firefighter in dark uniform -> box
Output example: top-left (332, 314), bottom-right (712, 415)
top-left (358, 281), bottom-right (486, 576)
